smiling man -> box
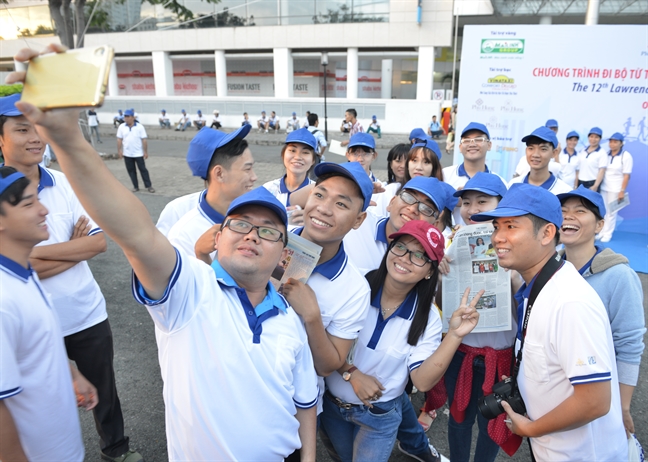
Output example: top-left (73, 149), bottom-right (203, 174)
top-left (471, 183), bottom-right (627, 461)
top-left (168, 125), bottom-right (257, 259)
top-left (508, 127), bottom-right (572, 195)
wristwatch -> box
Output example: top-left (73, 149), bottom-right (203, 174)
top-left (342, 366), bottom-right (358, 381)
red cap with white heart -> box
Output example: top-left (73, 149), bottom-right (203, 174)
top-left (389, 220), bottom-right (445, 263)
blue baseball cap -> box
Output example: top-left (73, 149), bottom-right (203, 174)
top-left (181, 109), bottom-right (186, 113)
top-left (522, 126), bottom-right (558, 149)
top-left (124, 109), bottom-right (135, 116)
top-left (161, 109), bottom-right (166, 112)
top-left (0, 93), bottom-right (23, 116)
top-left (545, 119), bottom-right (558, 128)
top-left (566, 130), bottom-right (579, 140)
top-left (372, 115), bottom-right (377, 119)
top-left (285, 128), bottom-right (317, 151)
top-left (454, 172), bottom-right (508, 199)
top-left (402, 176), bottom-right (446, 211)
top-left (461, 122), bottom-right (490, 139)
top-left (314, 162), bottom-right (374, 211)
top-left (411, 138), bottom-right (442, 160)
top-left (226, 186), bottom-right (288, 227)
top-left (589, 127), bottom-right (603, 137)
top-left (438, 181), bottom-right (458, 211)
top-left (471, 183), bottom-right (563, 228)
top-left (187, 125), bottom-right (252, 179)
top-left (609, 132), bottom-right (624, 142)
top-left (292, 112), bottom-right (296, 116)
top-left (409, 128), bottom-right (427, 142)
top-left (0, 171), bottom-right (26, 196)
top-left (557, 185), bottom-right (606, 219)
top-left (348, 132), bottom-right (376, 150)
top-left (197, 110), bottom-right (202, 114)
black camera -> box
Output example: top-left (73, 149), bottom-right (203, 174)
top-left (478, 377), bottom-right (526, 420)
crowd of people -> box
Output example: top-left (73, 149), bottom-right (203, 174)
top-left (0, 43), bottom-right (645, 462)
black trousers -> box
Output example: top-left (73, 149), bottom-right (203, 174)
top-left (65, 319), bottom-right (129, 457)
top-left (577, 179), bottom-right (599, 192)
top-left (124, 156), bottom-right (152, 189)
top-left (211, 121), bottom-right (222, 129)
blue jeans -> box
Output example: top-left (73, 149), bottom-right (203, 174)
top-left (396, 391), bottom-right (430, 454)
top-left (320, 392), bottom-right (402, 462)
top-left (445, 350), bottom-right (500, 462)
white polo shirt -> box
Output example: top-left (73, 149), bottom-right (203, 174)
top-left (369, 181), bottom-right (401, 218)
top-left (515, 262), bottom-right (627, 461)
top-left (343, 212), bottom-right (389, 275)
top-left (0, 256), bottom-right (83, 462)
top-left (133, 251), bottom-right (318, 460)
top-left (508, 173), bottom-right (572, 195)
top-left (116, 122), bottom-right (147, 158)
top-left (557, 149), bottom-right (580, 188)
top-left (443, 163), bottom-right (504, 225)
top-left (326, 289), bottom-right (442, 404)
top-left (294, 231), bottom-right (371, 413)
top-left (515, 157), bottom-right (562, 178)
top-left (601, 150), bottom-right (633, 192)
top-left (263, 176), bottom-right (314, 207)
top-left (577, 147), bottom-right (607, 182)
top-left (35, 167), bottom-right (107, 336)
top-left (306, 126), bottom-right (328, 152)
top-left (167, 193), bottom-right (224, 260)
top-left (156, 190), bottom-right (205, 237)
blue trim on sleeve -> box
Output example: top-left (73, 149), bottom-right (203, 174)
top-left (569, 372), bottom-right (611, 385)
top-left (294, 388), bottom-right (320, 409)
top-left (408, 360), bottom-right (424, 372)
top-left (87, 227), bottom-right (103, 236)
top-left (0, 386), bottom-right (22, 400)
top-left (131, 247), bottom-right (182, 306)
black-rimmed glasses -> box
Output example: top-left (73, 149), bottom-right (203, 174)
top-left (390, 241), bottom-right (432, 267)
top-left (398, 191), bottom-right (439, 218)
top-left (222, 218), bottom-right (285, 243)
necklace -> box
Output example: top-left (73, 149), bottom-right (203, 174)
top-left (381, 301), bottom-right (403, 318)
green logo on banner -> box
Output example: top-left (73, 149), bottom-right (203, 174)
top-left (481, 39), bottom-right (525, 54)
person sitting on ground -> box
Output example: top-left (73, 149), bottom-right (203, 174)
top-left (159, 109), bottom-right (171, 129)
top-left (242, 112), bottom-right (251, 127)
top-left (286, 113), bottom-right (300, 133)
top-left (266, 111), bottom-right (280, 133)
top-left (367, 115), bottom-right (382, 139)
top-left (210, 110), bottom-right (221, 129)
top-left (193, 110), bottom-right (206, 130)
top-left (257, 111), bottom-right (269, 132)
top-left (113, 109), bottom-right (124, 128)
top-left (175, 110), bottom-right (191, 131)
top-left (558, 186), bottom-right (645, 440)
top-left (428, 116), bottom-right (443, 139)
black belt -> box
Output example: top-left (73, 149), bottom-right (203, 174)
top-left (325, 390), bottom-right (360, 410)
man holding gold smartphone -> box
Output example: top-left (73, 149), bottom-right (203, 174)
top-left (116, 109), bottom-right (155, 193)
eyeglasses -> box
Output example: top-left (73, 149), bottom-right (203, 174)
top-left (460, 137), bottom-right (489, 145)
top-left (398, 191), bottom-right (439, 218)
top-left (390, 241), bottom-right (432, 267)
top-left (347, 147), bottom-right (374, 158)
top-left (223, 218), bottom-right (285, 243)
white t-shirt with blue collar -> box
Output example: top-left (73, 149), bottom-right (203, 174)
top-left (342, 212), bottom-right (390, 275)
top-left (326, 288), bottom-right (442, 404)
top-left (557, 149), bottom-right (580, 188)
top-left (156, 190), bottom-right (205, 237)
top-left (263, 176), bottom-right (314, 208)
top-left (0, 255), bottom-right (84, 461)
top-left (168, 192), bottom-right (224, 260)
top-left (577, 146), bottom-right (607, 182)
top-left (132, 250), bottom-right (318, 461)
top-left (508, 172), bottom-right (572, 195)
top-left (35, 167), bottom-right (107, 336)
top-left (293, 230), bottom-right (371, 413)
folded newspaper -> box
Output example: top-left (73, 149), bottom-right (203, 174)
top-left (607, 192), bottom-right (630, 214)
top-left (441, 223), bottom-right (511, 333)
top-left (271, 232), bottom-right (323, 292)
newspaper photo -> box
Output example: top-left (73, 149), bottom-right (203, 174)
top-left (271, 232), bottom-right (323, 292)
top-left (607, 192), bottom-right (630, 214)
top-left (441, 223), bottom-right (511, 333)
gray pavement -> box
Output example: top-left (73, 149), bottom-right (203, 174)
top-left (71, 133), bottom-right (647, 461)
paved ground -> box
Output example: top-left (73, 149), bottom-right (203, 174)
top-left (69, 131), bottom-right (647, 461)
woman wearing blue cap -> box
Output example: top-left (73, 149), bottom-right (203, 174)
top-left (598, 132), bottom-right (632, 242)
top-left (405, 139), bottom-right (443, 183)
top-left (263, 128), bottom-right (317, 226)
top-left (575, 127), bottom-right (606, 191)
top-left (558, 186), bottom-right (644, 440)
top-left (557, 131), bottom-right (580, 189)
top-left (320, 220), bottom-right (481, 462)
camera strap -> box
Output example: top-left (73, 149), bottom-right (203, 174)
top-left (512, 252), bottom-right (564, 379)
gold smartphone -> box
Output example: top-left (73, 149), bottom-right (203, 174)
top-left (21, 45), bottom-right (114, 110)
